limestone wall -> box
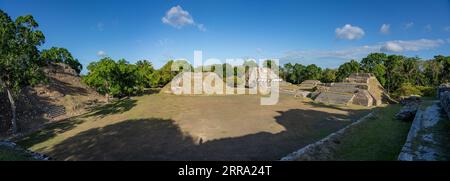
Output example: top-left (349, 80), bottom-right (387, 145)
top-left (312, 73), bottom-right (386, 107)
top-left (314, 92), bottom-right (355, 105)
top-left (352, 90), bottom-right (373, 107)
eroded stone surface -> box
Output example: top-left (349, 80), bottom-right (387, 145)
top-left (398, 102), bottom-right (448, 161)
top-left (312, 73), bottom-right (387, 107)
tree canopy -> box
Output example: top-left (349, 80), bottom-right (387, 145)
top-left (280, 53), bottom-right (450, 98)
top-left (83, 57), bottom-right (145, 99)
top-left (40, 47), bottom-right (83, 74)
top-left (0, 10), bottom-right (45, 133)
top-left (336, 60), bottom-right (360, 82)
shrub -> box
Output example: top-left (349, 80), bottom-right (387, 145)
top-left (417, 86), bottom-right (436, 97)
top-left (392, 83), bottom-right (422, 98)
top-left (392, 83), bottom-right (437, 98)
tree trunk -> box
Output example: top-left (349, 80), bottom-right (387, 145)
top-left (105, 93), bottom-right (110, 103)
top-left (6, 88), bottom-right (18, 134)
top-left (104, 81), bottom-right (110, 103)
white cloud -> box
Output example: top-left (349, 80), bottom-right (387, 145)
top-left (335, 24), bottom-right (365, 40)
top-left (404, 22), bottom-right (414, 29)
top-left (162, 5), bottom-right (194, 28)
top-left (444, 26), bottom-right (450, 32)
top-left (380, 39), bottom-right (445, 52)
top-left (197, 24), bottom-right (206, 32)
top-left (380, 24), bottom-right (390, 34)
top-left (281, 38), bottom-right (446, 61)
top-left (97, 50), bottom-right (106, 57)
top-left (424, 24), bottom-right (432, 32)
top-left (162, 5), bottom-right (206, 31)
top-left (380, 42), bottom-right (403, 52)
top-left (282, 46), bottom-right (378, 61)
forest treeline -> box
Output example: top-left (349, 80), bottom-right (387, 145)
top-left (81, 53), bottom-right (450, 99)
top-left (1, 10), bottom-right (449, 133)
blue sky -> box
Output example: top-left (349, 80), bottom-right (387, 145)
top-left (1, 0), bottom-right (450, 73)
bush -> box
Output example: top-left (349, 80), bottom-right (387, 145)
top-left (392, 83), bottom-right (421, 98)
top-left (417, 86), bottom-right (436, 97)
top-left (392, 83), bottom-right (436, 98)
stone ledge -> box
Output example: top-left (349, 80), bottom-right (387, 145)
top-left (280, 112), bottom-right (375, 161)
top-left (398, 102), bottom-right (443, 161)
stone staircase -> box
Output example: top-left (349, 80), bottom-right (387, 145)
top-left (46, 105), bottom-right (66, 119)
top-left (314, 92), bottom-right (355, 105)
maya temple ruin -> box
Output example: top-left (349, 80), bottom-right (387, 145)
top-left (162, 68), bottom-right (390, 107)
top-left (307, 73), bottom-right (390, 107)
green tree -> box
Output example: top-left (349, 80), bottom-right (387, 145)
top-left (423, 57), bottom-right (443, 86)
top-left (157, 60), bottom-right (175, 86)
top-left (115, 59), bottom-right (140, 96)
top-left (283, 63), bottom-right (294, 82)
top-left (372, 63), bottom-right (386, 86)
top-left (402, 57), bottom-right (426, 86)
top-left (243, 59), bottom-right (258, 68)
top-left (433, 55), bottom-right (450, 84)
top-left (321, 68), bottom-right (337, 83)
top-left (136, 60), bottom-right (155, 88)
top-left (242, 59), bottom-right (258, 73)
top-left (222, 63), bottom-right (234, 79)
top-left (361, 53), bottom-right (387, 86)
top-left (384, 55), bottom-right (405, 92)
top-left (40, 47), bottom-right (83, 74)
top-left (83, 57), bottom-right (118, 102)
top-left (242, 60), bottom-right (258, 85)
top-left (157, 60), bottom-right (192, 86)
top-left (336, 60), bottom-right (360, 82)
top-left (83, 58), bottom-right (149, 100)
top-left (303, 64), bottom-right (322, 81)
top-left (361, 53), bottom-right (387, 71)
top-left (292, 63), bottom-right (305, 84)
top-left (262, 59), bottom-right (278, 69)
top-left (0, 10), bottom-right (45, 133)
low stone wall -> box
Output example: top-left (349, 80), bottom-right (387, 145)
top-left (398, 102), bottom-right (442, 161)
top-left (280, 112), bottom-right (375, 161)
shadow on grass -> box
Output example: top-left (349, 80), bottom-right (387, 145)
top-left (143, 88), bottom-right (161, 95)
top-left (16, 118), bottom-right (85, 149)
top-left (15, 98), bottom-right (137, 149)
top-left (83, 98), bottom-right (137, 118)
top-left (42, 107), bottom-right (369, 161)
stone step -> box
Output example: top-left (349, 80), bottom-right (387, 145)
top-left (46, 105), bottom-right (66, 118)
top-left (314, 92), bottom-right (355, 105)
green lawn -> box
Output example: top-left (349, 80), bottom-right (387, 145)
top-left (331, 104), bottom-right (412, 160)
top-left (0, 145), bottom-right (36, 161)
